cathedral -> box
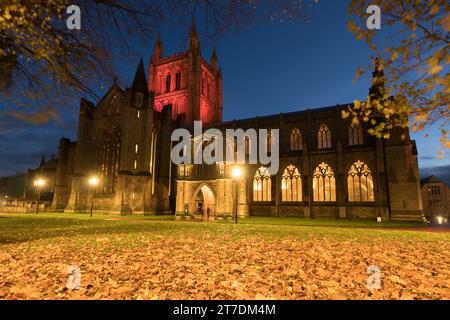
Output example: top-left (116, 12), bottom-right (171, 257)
top-left (51, 23), bottom-right (424, 221)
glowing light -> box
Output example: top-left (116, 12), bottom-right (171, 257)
top-left (88, 177), bottom-right (99, 186)
top-left (34, 179), bottom-right (45, 187)
top-left (232, 167), bottom-right (242, 179)
top-left (437, 216), bottom-right (443, 225)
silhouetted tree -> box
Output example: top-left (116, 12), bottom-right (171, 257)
top-left (347, 0), bottom-right (449, 151)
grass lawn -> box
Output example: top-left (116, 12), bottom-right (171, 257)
top-left (0, 213), bottom-right (449, 300)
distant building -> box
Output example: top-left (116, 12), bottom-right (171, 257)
top-left (49, 23), bottom-right (424, 221)
top-left (0, 173), bottom-right (25, 199)
top-left (421, 176), bottom-right (450, 222)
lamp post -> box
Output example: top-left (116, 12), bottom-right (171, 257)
top-left (231, 166), bottom-right (243, 224)
top-left (34, 179), bottom-right (45, 214)
top-left (88, 177), bottom-right (99, 218)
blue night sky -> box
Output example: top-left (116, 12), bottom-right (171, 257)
top-left (0, 0), bottom-right (448, 181)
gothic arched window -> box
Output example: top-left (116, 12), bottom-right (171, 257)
top-left (281, 165), bottom-right (302, 202)
top-left (348, 123), bottom-right (363, 146)
top-left (290, 128), bottom-right (302, 151)
top-left (253, 166), bottom-right (272, 202)
top-left (98, 128), bottom-right (121, 194)
top-left (318, 124), bottom-right (331, 149)
top-left (175, 71), bottom-right (181, 90)
top-left (245, 136), bottom-right (250, 155)
top-left (347, 160), bottom-right (375, 202)
top-left (165, 73), bottom-right (171, 93)
top-left (313, 162), bottom-right (336, 202)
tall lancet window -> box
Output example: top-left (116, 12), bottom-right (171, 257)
top-left (245, 136), bottom-right (250, 155)
top-left (290, 128), bottom-right (302, 151)
top-left (318, 124), bottom-right (331, 149)
top-left (281, 165), bottom-right (302, 202)
top-left (175, 71), bottom-right (181, 90)
top-left (98, 128), bottom-right (121, 194)
top-left (348, 123), bottom-right (363, 146)
top-left (165, 73), bottom-right (171, 93)
top-left (253, 166), bottom-right (272, 202)
top-left (313, 162), bottom-right (336, 202)
top-left (348, 160), bottom-right (375, 202)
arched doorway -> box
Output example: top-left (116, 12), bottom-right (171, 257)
top-left (194, 184), bottom-right (216, 220)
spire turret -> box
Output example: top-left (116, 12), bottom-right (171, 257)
top-left (39, 155), bottom-right (46, 167)
top-left (369, 57), bottom-right (386, 100)
top-left (155, 32), bottom-right (163, 62)
top-left (189, 20), bottom-right (201, 55)
top-left (131, 58), bottom-right (147, 94)
top-left (210, 47), bottom-right (218, 72)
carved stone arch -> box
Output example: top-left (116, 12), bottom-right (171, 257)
top-left (347, 160), bottom-right (376, 202)
top-left (348, 122), bottom-right (364, 146)
top-left (344, 156), bottom-right (376, 175)
top-left (312, 161), bottom-right (336, 202)
top-left (193, 182), bottom-right (217, 200)
top-left (317, 123), bottom-right (332, 149)
top-left (310, 158), bottom-right (336, 173)
top-left (279, 160), bottom-right (302, 177)
top-left (97, 126), bottom-right (122, 194)
top-left (192, 182), bottom-right (217, 218)
top-left (281, 164), bottom-right (303, 202)
top-left (290, 127), bottom-right (302, 151)
top-left (253, 166), bottom-right (272, 202)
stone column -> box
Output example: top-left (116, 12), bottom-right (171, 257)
top-left (237, 179), bottom-right (249, 217)
top-left (336, 140), bottom-right (347, 219)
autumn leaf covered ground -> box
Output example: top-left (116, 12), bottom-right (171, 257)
top-left (0, 213), bottom-right (449, 300)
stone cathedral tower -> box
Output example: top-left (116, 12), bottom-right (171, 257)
top-left (51, 22), bottom-right (223, 215)
top-left (147, 22), bottom-right (223, 128)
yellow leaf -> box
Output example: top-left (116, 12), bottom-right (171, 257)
top-left (439, 13), bottom-right (450, 32)
top-left (429, 64), bottom-right (443, 75)
top-left (353, 67), bottom-right (364, 82)
top-left (341, 110), bottom-right (350, 119)
top-left (428, 57), bottom-right (443, 75)
top-left (390, 52), bottom-right (398, 61)
top-left (429, 5), bottom-right (439, 16)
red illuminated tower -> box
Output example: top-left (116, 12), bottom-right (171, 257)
top-left (147, 22), bottom-right (223, 127)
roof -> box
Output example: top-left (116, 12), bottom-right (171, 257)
top-left (220, 103), bottom-right (352, 126)
top-left (131, 58), bottom-right (148, 93)
top-left (420, 175), bottom-right (446, 187)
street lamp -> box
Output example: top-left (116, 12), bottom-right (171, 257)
top-left (88, 176), bottom-right (99, 218)
top-left (232, 166), bottom-right (243, 224)
top-left (33, 178), bottom-right (45, 214)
